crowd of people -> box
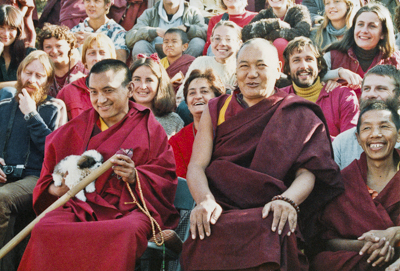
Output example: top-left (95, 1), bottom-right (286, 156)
top-left (0, 0), bottom-right (400, 269)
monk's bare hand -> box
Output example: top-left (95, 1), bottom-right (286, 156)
top-left (0, 158), bottom-right (6, 183)
top-left (49, 172), bottom-right (70, 197)
top-left (387, 257), bottom-right (400, 271)
top-left (111, 154), bottom-right (136, 184)
top-left (359, 229), bottom-right (399, 266)
top-left (190, 198), bottom-right (222, 240)
top-left (262, 200), bottom-right (297, 236)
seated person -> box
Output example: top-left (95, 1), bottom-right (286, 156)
top-left (0, 5), bottom-right (36, 98)
top-left (189, 0), bottom-right (224, 20)
top-left (0, 50), bottom-right (67, 249)
top-left (38, 24), bottom-right (88, 97)
top-left (323, 3), bottom-right (400, 97)
top-left (333, 64), bottom-right (400, 169)
top-left (17, 59), bottom-right (179, 270)
top-left (0, 0), bottom-right (36, 48)
top-left (241, 0), bottom-right (312, 65)
top-left (281, 37), bottom-right (359, 140)
top-left (176, 21), bottom-right (242, 104)
top-left (203, 0), bottom-right (256, 56)
top-left (181, 38), bottom-right (343, 271)
top-left (126, 0), bottom-right (207, 58)
top-left (311, 100), bottom-right (400, 271)
top-left (130, 54), bottom-right (184, 138)
top-left (161, 28), bottom-right (195, 92)
top-left (169, 68), bottom-right (225, 178)
top-left (71, 0), bottom-right (129, 62)
top-left (57, 33), bottom-right (117, 120)
top-left (310, 0), bottom-right (358, 51)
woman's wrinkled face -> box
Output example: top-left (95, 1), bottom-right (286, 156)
top-left (186, 78), bottom-right (216, 118)
top-left (354, 11), bottom-right (383, 51)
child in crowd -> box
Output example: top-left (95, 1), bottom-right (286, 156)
top-left (161, 28), bottom-right (195, 92)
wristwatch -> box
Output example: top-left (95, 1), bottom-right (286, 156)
top-left (24, 111), bottom-right (38, 121)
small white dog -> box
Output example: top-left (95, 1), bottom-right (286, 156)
top-left (52, 150), bottom-right (103, 202)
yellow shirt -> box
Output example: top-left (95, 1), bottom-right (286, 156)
top-left (293, 77), bottom-right (323, 103)
top-left (160, 57), bottom-right (170, 70)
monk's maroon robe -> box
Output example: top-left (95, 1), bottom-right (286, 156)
top-left (311, 150), bottom-right (400, 271)
top-left (181, 90), bottom-right (343, 271)
top-left (166, 54), bottom-right (195, 92)
top-left (18, 101), bottom-right (179, 271)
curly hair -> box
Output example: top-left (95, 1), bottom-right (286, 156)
top-left (129, 56), bottom-right (176, 117)
top-left (183, 69), bottom-right (225, 102)
top-left (37, 23), bottom-right (77, 55)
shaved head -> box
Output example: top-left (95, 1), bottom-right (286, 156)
top-left (237, 38), bottom-right (279, 66)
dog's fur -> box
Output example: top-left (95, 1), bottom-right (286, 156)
top-left (52, 150), bottom-right (104, 202)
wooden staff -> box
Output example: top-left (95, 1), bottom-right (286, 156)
top-left (0, 154), bottom-right (117, 259)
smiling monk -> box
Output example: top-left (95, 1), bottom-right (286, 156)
top-left (180, 38), bottom-right (344, 271)
top-left (311, 100), bottom-right (400, 271)
top-left (18, 59), bottom-right (179, 271)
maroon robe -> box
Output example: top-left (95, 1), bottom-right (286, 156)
top-left (311, 150), bottom-right (400, 271)
top-left (165, 54), bottom-right (195, 92)
top-left (181, 90), bottom-right (343, 270)
top-left (18, 101), bottom-right (179, 271)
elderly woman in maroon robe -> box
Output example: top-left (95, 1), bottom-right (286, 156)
top-left (311, 100), bottom-right (400, 271)
top-left (180, 38), bottom-right (343, 271)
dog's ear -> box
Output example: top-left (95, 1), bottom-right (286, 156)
top-left (77, 155), bottom-right (96, 169)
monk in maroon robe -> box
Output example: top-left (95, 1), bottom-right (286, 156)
top-left (181, 39), bottom-right (343, 271)
top-left (311, 101), bottom-right (400, 271)
top-left (18, 59), bottom-right (179, 270)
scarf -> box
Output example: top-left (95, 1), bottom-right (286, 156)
top-left (326, 22), bottom-right (347, 37)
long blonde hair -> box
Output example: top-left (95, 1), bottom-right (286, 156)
top-left (314, 0), bottom-right (357, 50)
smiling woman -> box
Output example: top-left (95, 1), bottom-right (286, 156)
top-left (310, 0), bottom-right (358, 51)
top-left (38, 24), bottom-right (88, 97)
top-left (0, 5), bottom-right (36, 99)
top-left (130, 54), bottom-right (184, 138)
top-left (322, 3), bottom-right (400, 95)
top-left (169, 69), bottom-right (225, 178)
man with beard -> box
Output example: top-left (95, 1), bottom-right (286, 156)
top-left (0, 50), bottom-right (67, 251)
top-left (281, 36), bottom-right (360, 140)
top-left (333, 64), bottom-right (400, 169)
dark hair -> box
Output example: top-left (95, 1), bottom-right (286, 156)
top-left (164, 28), bottom-right (189, 44)
top-left (183, 69), bottom-right (225, 101)
top-left (87, 59), bottom-right (131, 88)
top-left (283, 36), bottom-right (328, 79)
top-left (324, 3), bottom-right (396, 59)
top-left (357, 99), bottom-right (400, 134)
top-left (38, 24), bottom-right (77, 56)
top-left (130, 56), bottom-right (175, 117)
top-left (0, 5), bottom-right (25, 66)
top-left (363, 64), bottom-right (400, 99)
